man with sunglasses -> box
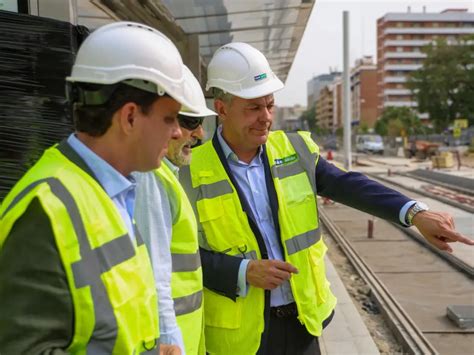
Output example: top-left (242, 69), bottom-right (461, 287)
top-left (134, 67), bottom-right (216, 355)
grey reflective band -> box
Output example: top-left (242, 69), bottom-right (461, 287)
top-left (174, 290), bottom-right (203, 316)
top-left (198, 180), bottom-right (233, 200)
top-left (286, 133), bottom-right (318, 195)
top-left (71, 233), bottom-right (135, 286)
top-left (243, 250), bottom-right (258, 260)
top-left (1, 178), bottom-right (50, 218)
top-left (178, 166), bottom-right (198, 216)
top-left (178, 167), bottom-right (212, 250)
top-left (285, 228), bottom-right (321, 255)
top-left (5, 177), bottom-right (142, 352)
top-left (172, 251), bottom-right (201, 272)
top-left (271, 161), bottom-right (305, 180)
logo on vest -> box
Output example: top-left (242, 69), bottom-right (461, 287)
top-left (274, 154), bottom-right (297, 166)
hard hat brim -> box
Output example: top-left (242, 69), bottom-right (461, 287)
top-left (67, 70), bottom-right (201, 114)
top-left (225, 77), bottom-right (284, 99)
top-left (179, 106), bottom-right (216, 117)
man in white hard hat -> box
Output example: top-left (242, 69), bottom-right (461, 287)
top-left (0, 22), bottom-right (199, 354)
top-left (134, 67), bottom-right (216, 355)
top-left (180, 42), bottom-right (474, 355)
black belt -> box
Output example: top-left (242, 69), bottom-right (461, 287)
top-left (270, 302), bottom-right (298, 318)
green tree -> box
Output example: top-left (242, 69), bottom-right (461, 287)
top-left (299, 105), bottom-right (317, 132)
top-left (407, 35), bottom-right (474, 131)
top-left (375, 107), bottom-right (427, 137)
top-left (357, 122), bottom-right (370, 134)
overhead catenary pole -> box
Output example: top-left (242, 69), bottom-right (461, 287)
top-left (343, 11), bottom-right (352, 170)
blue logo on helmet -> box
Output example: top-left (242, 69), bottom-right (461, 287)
top-left (254, 73), bottom-right (267, 81)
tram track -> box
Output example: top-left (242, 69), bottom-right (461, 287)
top-left (320, 208), bottom-right (439, 354)
top-left (365, 174), bottom-right (474, 279)
top-left (323, 153), bottom-right (473, 354)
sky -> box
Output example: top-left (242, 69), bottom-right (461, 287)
top-left (274, 0), bottom-right (474, 107)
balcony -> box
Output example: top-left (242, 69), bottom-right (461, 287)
top-left (383, 101), bottom-right (418, 108)
top-left (384, 76), bottom-right (407, 83)
top-left (384, 39), bottom-right (432, 47)
top-left (384, 27), bottom-right (474, 35)
top-left (384, 52), bottom-right (427, 59)
top-left (384, 89), bottom-right (412, 95)
top-left (384, 64), bottom-right (422, 71)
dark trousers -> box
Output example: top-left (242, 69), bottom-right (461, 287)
top-left (261, 304), bottom-right (321, 355)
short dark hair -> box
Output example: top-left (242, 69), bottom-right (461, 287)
top-left (212, 87), bottom-right (233, 105)
top-left (73, 83), bottom-right (161, 136)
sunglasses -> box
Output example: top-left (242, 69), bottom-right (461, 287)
top-left (178, 114), bottom-right (205, 130)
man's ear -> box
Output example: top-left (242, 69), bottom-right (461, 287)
top-left (117, 102), bottom-right (139, 135)
top-left (214, 99), bottom-right (228, 120)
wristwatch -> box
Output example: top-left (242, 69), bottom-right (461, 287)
top-left (406, 201), bottom-right (429, 226)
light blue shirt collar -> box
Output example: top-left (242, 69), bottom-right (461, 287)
top-left (66, 134), bottom-right (136, 199)
top-left (163, 157), bottom-right (179, 177)
top-left (216, 125), bottom-right (263, 166)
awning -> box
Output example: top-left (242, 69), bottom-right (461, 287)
top-left (89, 0), bottom-right (315, 82)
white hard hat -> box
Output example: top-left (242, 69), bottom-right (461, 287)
top-left (66, 21), bottom-right (200, 113)
top-left (179, 66), bottom-right (216, 117)
top-left (206, 42), bottom-right (284, 99)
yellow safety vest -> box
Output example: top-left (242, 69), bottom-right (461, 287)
top-left (185, 131), bottom-right (337, 355)
top-left (155, 162), bottom-right (204, 355)
top-left (0, 144), bottom-right (159, 354)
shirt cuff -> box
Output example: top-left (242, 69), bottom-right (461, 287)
top-left (159, 327), bottom-right (186, 355)
top-left (237, 259), bottom-right (251, 297)
top-left (399, 200), bottom-right (416, 226)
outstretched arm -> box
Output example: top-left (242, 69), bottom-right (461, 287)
top-left (413, 211), bottom-right (474, 253)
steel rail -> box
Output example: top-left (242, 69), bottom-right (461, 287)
top-left (366, 172), bottom-right (474, 214)
top-left (365, 174), bottom-right (474, 278)
top-left (319, 208), bottom-right (439, 354)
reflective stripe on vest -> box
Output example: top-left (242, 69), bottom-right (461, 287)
top-left (171, 251), bottom-right (201, 272)
top-left (286, 133), bottom-right (318, 195)
top-left (3, 177), bottom-right (154, 353)
top-left (198, 180), bottom-right (233, 200)
top-left (174, 290), bottom-right (203, 316)
top-left (285, 228), bottom-right (321, 255)
top-left (271, 160), bottom-right (305, 180)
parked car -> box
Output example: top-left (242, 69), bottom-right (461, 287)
top-left (356, 134), bottom-right (384, 154)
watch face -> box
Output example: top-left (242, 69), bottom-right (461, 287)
top-left (416, 202), bottom-right (429, 211)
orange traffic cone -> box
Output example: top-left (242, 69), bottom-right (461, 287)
top-left (327, 150), bottom-right (333, 161)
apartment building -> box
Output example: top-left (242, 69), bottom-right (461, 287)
top-left (376, 8), bottom-right (474, 119)
top-left (351, 56), bottom-right (377, 128)
top-left (307, 72), bottom-right (341, 109)
top-left (316, 77), bottom-right (342, 132)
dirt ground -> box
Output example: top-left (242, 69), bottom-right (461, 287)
top-left (460, 152), bottom-right (474, 168)
top-left (323, 225), bottom-right (405, 354)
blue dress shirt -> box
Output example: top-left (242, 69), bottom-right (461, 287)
top-left (216, 127), bottom-right (294, 306)
top-left (67, 134), bottom-right (137, 240)
top-left (216, 127), bottom-right (415, 307)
